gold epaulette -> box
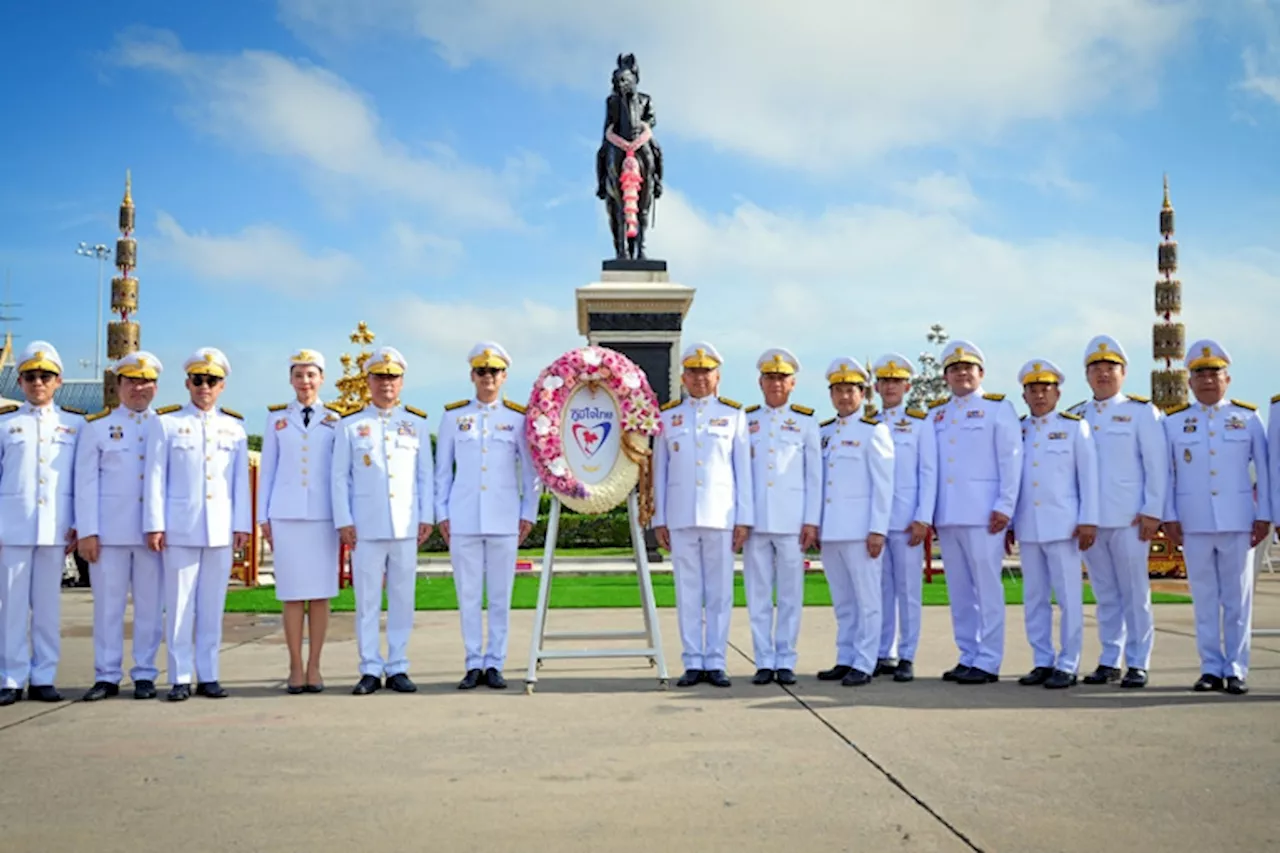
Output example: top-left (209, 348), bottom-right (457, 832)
top-left (444, 399), bottom-right (470, 411)
top-left (906, 409), bottom-right (926, 420)
top-left (865, 407), bottom-right (879, 418)
top-left (342, 405), bottom-right (366, 418)
top-left (1020, 414), bottom-right (1028, 421)
top-left (1060, 411), bottom-right (1082, 421)
top-left (1272, 393), bottom-right (1280, 405)
top-left (1165, 403), bottom-right (1190, 415)
top-left (503, 399), bottom-right (526, 414)
top-left (0, 403), bottom-right (18, 416)
top-left (85, 408), bottom-right (111, 423)
top-left (324, 401), bottom-right (345, 414)
top-left (267, 403), bottom-right (287, 412)
top-left (718, 396), bottom-right (742, 409)
top-left (157, 404), bottom-right (182, 415)
top-left (404, 405), bottom-right (428, 418)
top-left (820, 417), bottom-right (836, 427)
top-left (744, 404), bottom-right (761, 414)
top-left (220, 407), bottom-right (244, 420)
top-left (1126, 394), bottom-right (1151, 404)
top-left (982, 393), bottom-right (1005, 402)
top-left (790, 404), bottom-right (814, 416)
top-left (60, 405), bottom-right (86, 415)
top-left (660, 398), bottom-right (681, 411)
top-left (1230, 399), bottom-right (1257, 412)
top-left (927, 397), bottom-right (949, 409)
top-left (861, 416), bottom-right (880, 426)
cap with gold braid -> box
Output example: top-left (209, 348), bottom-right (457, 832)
top-left (467, 341), bottom-right (511, 370)
top-left (289, 348), bottom-right (326, 372)
top-left (1185, 339), bottom-right (1230, 371)
top-left (942, 339), bottom-right (984, 369)
top-left (756, 347), bottom-right (799, 375)
top-left (1018, 358), bottom-right (1065, 386)
top-left (114, 350), bottom-right (162, 380)
top-left (873, 352), bottom-right (913, 380)
top-left (681, 341), bottom-right (723, 370)
top-left (17, 341), bottom-right (63, 375)
top-left (183, 347), bottom-right (230, 378)
top-left (825, 356), bottom-right (868, 386)
top-left (366, 346), bottom-right (407, 376)
top-left (1084, 335), bottom-right (1127, 367)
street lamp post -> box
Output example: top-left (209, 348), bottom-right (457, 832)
top-left (76, 242), bottom-right (109, 377)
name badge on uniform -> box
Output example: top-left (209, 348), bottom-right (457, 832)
top-left (1111, 415), bottom-right (1131, 423)
top-left (1048, 431), bottom-right (1068, 440)
top-left (357, 424), bottom-right (371, 438)
top-left (781, 418), bottom-right (800, 433)
top-left (841, 439), bottom-right (860, 447)
top-left (109, 425), bottom-right (124, 441)
top-left (966, 409), bottom-right (985, 419)
top-left (363, 453), bottom-right (372, 467)
top-left (671, 414), bottom-right (683, 427)
top-left (274, 418), bottom-right (288, 431)
top-left (495, 423), bottom-right (514, 432)
top-left (56, 424), bottom-right (77, 435)
top-left (710, 417), bottom-right (729, 427)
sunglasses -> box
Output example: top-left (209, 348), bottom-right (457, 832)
top-left (20, 371), bottom-right (58, 383)
top-left (190, 375), bottom-right (222, 387)
top-left (473, 367), bottom-right (504, 377)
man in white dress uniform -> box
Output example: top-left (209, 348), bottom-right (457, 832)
top-left (816, 358), bottom-right (894, 687)
top-left (931, 340), bottom-right (1022, 685)
top-left (871, 352), bottom-right (937, 683)
top-left (77, 351), bottom-right (165, 702)
top-left (742, 348), bottom-right (821, 686)
top-left (435, 342), bottom-right (538, 691)
top-left (653, 342), bottom-right (753, 689)
top-left (1162, 340), bottom-right (1270, 695)
top-left (0, 341), bottom-right (82, 705)
top-left (1067, 335), bottom-right (1166, 689)
top-left (1011, 359), bottom-right (1099, 690)
top-left (144, 347), bottom-right (252, 702)
top-left (332, 346), bottom-right (434, 696)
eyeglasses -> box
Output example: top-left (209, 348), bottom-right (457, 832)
top-left (20, 371), bottom-right (57, 383)
top-left (760, 372), bottom-right (791, 381)
top-left (190, 375), bottom-right (222, 387)
top-left (473, 367), bottom-right (504, 377)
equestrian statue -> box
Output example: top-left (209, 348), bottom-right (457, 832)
top-left (596, 53), bottom-right (664, 262)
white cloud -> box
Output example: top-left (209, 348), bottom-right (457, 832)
top-left (892, 172), bottom-right (978, 213)
top-left (1239, 0), bottom-right (1280, 105)
top-left (387, 222), bottom-right (464, 273)
top-left (112, 28), bottom-right (521, 228)
top-left (280, 0), bottom-right (1196, 169)
top-left (151, 211), bottom-right (362, 295)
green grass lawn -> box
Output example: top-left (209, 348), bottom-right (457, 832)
top-left (225, 572), bottom-right (1191, 613)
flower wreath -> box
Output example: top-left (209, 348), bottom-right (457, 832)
top-left (525, 346), bottom-right (663, 519)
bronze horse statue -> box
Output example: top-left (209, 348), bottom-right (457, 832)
top-left (596, 54), bottom-right (664, 261)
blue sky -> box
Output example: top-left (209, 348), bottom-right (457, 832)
top-left (2, 0), bottom-right (1277, 429)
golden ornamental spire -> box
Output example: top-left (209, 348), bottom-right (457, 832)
top-left (1161, 172), bottom-right (1170, 210)
top-left (333, 322), bottom-right (377, 413)
top-left (122, 169), bottom-right (133, 207)
top-left (1152, 174), bottom-right (1187, 412)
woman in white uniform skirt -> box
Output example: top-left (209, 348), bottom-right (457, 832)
top-left (258, 349), bottom-right (341, 693)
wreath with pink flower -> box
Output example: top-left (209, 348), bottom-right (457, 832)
top-left (525, 346), bottom-right (663, 519)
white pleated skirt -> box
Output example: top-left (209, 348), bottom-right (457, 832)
top-left (271, 519), bottom-right (340, 602)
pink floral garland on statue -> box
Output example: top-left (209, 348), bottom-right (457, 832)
top-left (525, 346), bottom-right (663, 517)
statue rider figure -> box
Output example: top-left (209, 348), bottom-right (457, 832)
top-left (596, 55), bottom-right (664, 202)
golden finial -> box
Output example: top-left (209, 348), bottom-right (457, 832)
top-left (122, 169), bottom-right (133, 207)
top-left (1162, 173), bottom-right (1171, 211)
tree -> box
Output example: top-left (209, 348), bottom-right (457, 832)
top-left (907, 323), bottom-right (950, 411)
top-left (247, 434), bottom-right (262, 452)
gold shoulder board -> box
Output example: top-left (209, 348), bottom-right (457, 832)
top-left (1060, 411), bottom-right (1082, 421)
top-left (0, 404), bottom-right (19, 416)
top-left (85, 408), bottom-right (112, 423)
top-left (820, 417), bottom-right (836, 427)
top-left (790, 404), bottom-right (814, 416)
top-left (1231, 399), bottom-right (1257, 411)
top-left (744, 404), bottom-right (761, 414)
top-left (1271, 393), bottom-right (1280, 405)
top-left (982, 393), bottom-right (1006, 402)
top-left (156, 404), bottom-right (182, 415)
top-left (1165, 403), bottom-right (1190, 415)
top-left (324, 402), bottom-right (345, 414)
top-left (927, 397), bottom-right (950, 409)
top-left (60, 405), bottom-right (86, 415)
top-left (444, 399), bottom-right (470, 411)
top-left (503, 399), bottom-right (527, 414)
top-left (660, 398), bottom-right (681, 411)
top-left (718, 396), bottom-right (742, 409)
top-left (342, 405), bottom-right (366, 418)
top-left (906, 409), bottom-right (927, 420)
top-left (404, 405), bottom-right (428, 418)
top-left (267, 403), bottom-right (288, 412)
top-left (220, 407), bottom-right (244, 420)
top-left (1126, 394), bottom-right (1151, 404)
top-left (861, 416), bottom-right (880, 426)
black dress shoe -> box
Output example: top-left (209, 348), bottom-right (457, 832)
top-left (167, 684), bottom-right (191, 702)
top-left (457, 669), bottom-right (483, 690)
top-left (942, 664), bottom-right (970, 682)
top-left (893, 660), bottom-right (915, 682)
top-left (0, 687), bottom-right (21, 706)
top-left (1018, 666), bottom-right (1054, 686)
top-left (352, 674), bottom-right (382, 695)
top-left (1044, 670), bottom-right (1077, 689)
top-left (751, 668), bottom-right (775, 685)
top-left (196, 681), bottom-right (228, 699)
top-left (817, 664), bottom-right (852, 681)
top-left (1082, 665), bottom-right (1121, 685)
top-left (705, 670), bottom-right (731, 688)
top-left (675, 669), bottom-right (703, 688)
top-left (1120, 668), bottom-right (1148, 689)
top-left (286, 683), bottom-right (304, 695)
top-left (1193, 674), bottom-right (1223, 692)
top-left (775, 668), bottom-right (797, 686)
top-left (841, 668), bottom-right (872, 687)
top-left (957, 668), bottom-right (998, 684)
top-left (874, 658), bottom-right (898, 677)
top-left (385, 673), bottom-right (417, 693)
top-left (485, 668), bottom-right (508, 690)
top-left (134, 680), bottom-right (157, 700)
top-left (27, 685), bottom-right (62, 703)
top-left (82, 682), bottom-right (119, 702)
top-left (303, 683), bottom-right (325, 694)
top-left (1225, 676), bottom-right (1249, 695)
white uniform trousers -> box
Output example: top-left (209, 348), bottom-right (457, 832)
top-left (670, 527), bottom-right (734, 671)
top-left (450, 534), bottom-right (517, 671)
top-left (936, 525), bottom-right (1007, 673)
top-left (163, 546), bottom-right (232, 685)
top-left (820, 541), bottom-right (882, 675)
top-left (1182, 532), bottom-right (1254, 679)
top-left (1020, 539), bottom-right (1084, 673)
top-left (90, 546), bottom-right (163, 684)
top-left (1084, 526), bottom-right (1154, 670)
top-left (353, 538), bottom-right (417, 678)
top-left (878, 531), bottom-right (924, 663)
top-left (742, 532), bottom-right (805, 671)
top-left (0, 546), bottom-right (65, 688)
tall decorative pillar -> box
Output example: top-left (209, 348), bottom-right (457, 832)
top-left (1151, 174), bottom-right (1187, 412)
top-left (106, 171), bottom-right (140, 408)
